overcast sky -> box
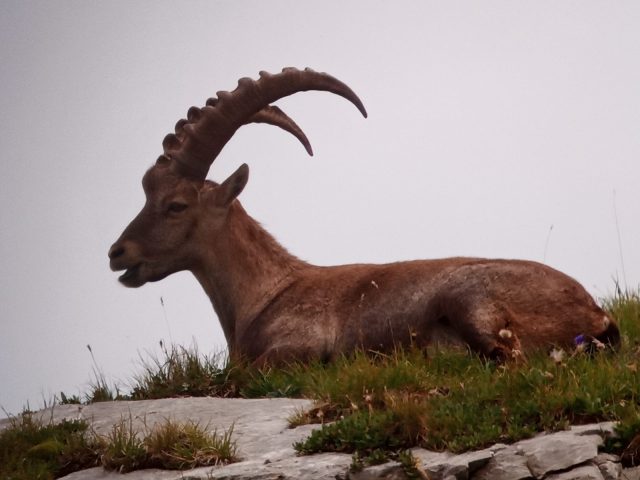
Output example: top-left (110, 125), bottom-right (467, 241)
top-left (1, 1), bottom-right (639, 416)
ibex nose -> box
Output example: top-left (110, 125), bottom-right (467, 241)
top-left (108, 243), bottom-right (125, 260)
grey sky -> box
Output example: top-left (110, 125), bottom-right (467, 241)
top-left (1, 1), bottom-right (638, 416)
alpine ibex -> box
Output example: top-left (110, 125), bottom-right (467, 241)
top-left (109, 67), bottom-right (619, 364)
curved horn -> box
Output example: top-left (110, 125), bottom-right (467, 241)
top-left (169, 103), bottom-right (314, 158)
top-left (163, 67), bottom-right (367, 179)
top-left (247, 105), bottom-right (313, 156)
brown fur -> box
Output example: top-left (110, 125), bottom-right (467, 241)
top-left (110, 166), bottom-right (618, 364)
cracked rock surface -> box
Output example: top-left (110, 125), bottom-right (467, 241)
top-left (1, 398), bottom-right (636, 479)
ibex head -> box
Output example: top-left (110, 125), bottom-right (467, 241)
top-left (109, 68), bottom-right (367, 288)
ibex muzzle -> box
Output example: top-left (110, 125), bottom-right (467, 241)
top-left (110, 67), bottom-right (618, 364)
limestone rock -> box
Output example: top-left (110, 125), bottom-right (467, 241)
top-left (410, 448), bottom-right (453, 478)
top-left (570, 423), bottom-right (617, 438)
top-left (621, 465), bottom-right (640, 480)
top-left (472, 448), bottom-right (533, 480)
top-left (592, 453), bottom-right (622, 480)
top-left (349, 461), bottom-right (406, 480)
top-left (211, 452), bottom-right (353, 479)
top-left (545, 463), bottom-right (604, 480)
top-left (597, 460), bottom-right (622, 480)
top-left (516, 430), bottom-right (602, 478)
top-left (1, 398), bottom-right (624, 480)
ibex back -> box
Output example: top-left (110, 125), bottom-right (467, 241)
top-left (109, 67), bottom-right (618, 364)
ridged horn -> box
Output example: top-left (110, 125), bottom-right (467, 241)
top-left (163, 67), bottom-right (367, 179)
top-left (171, 104), bottom-right (313, 155)
top-left (246, 105), bottom-right (313, 156)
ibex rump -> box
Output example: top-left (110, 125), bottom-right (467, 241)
top-left (109, 68), bottom-right (618, 363)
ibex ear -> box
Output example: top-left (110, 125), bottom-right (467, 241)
top-left (216, 163), bottom-right (249, 207)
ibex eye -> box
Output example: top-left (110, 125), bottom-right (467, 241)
top-left (167, 202), bottom-right (187, 213)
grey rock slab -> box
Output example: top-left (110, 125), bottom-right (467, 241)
top-left (411, 445), bottom-right (498, 480)
top-left (545, 464), bottom-right (604, 480)
top-left (210, 452), bottom-right (353, 479)
top-left (447, 445), bottom-right (498, 474)
top-left (21, 401), bottom-right (622, 480)
top-left (593, 453), bottom-right (621, 465)
top-left (58, 466), bottom-right (215, 480)
top-left (515, 431), bottom-right (602, 478)
top-left (66, 457), bottom-right (353, 480)
top-left (442, 463), bottom-right (468, 480)
top-left (42, 397), bottom-right (314, 459)
top-left (410, 448), bottom-right (453, 478)
top-left (350, 461), bottom-right (406, 480)
top-left (592, 453), bottom-right (622, 480)
top-left (472, 447), bottom-right (533, 480)
top-left (597, 461), bottom-right (622, 480)
top-left (622, 466), bottom-right (640, 480)
top-left (570, 422), bottom-right (617, 438)
top-left (50, 397), bottom-right (320, 480)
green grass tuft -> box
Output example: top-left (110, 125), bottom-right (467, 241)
top-left (0, 411), bottom-right (101, 479)
top-left (101, 416), bottom-right (236, 472)
top-left (130, 342), bottom-right (241, 399)
top-left (101, 416), bottom-right (147, 472)
top-left (0, 411), bottom-right (237, 478)
top-left (143, 419), bottom-right (236, 470)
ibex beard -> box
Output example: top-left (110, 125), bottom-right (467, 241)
top-left (109, 67), bottom-right (619, 365)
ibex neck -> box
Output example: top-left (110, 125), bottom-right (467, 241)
top-left (191, 202), bottom-right (307, 352)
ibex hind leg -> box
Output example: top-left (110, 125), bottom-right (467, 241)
top-left (597, 316), bottom-right (620, 348)
top-left (436, 299), bottom-right (523, 362)
top-left (581, 312), bottom-right (620, 354)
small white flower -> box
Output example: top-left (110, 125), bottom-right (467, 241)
top-left (549, 348), bottom-right (565, 364)
top-left (499, 329), bottom-right (513, 339)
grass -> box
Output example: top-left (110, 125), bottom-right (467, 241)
top-left (130, 341), bottom-right (243, 399)
top-left (293, 288), bottom-right (640, 459)
top-left (102, 416), bottom-right (236, 472)
top-left (4, 288), bottom-right (639, 476)
top-left (0, 410), bottom-right (236, 479)
top-left (84, 343), bottom-right (127, 403)
top-left (293, 347), bottom-right (636, 455)
top-left (143, 419), bottom-right (236, 470)
top-left (0, 411), bottom-right (100, 480)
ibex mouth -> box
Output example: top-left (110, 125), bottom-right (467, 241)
top-left (119, 263), bottom-right (142, 286)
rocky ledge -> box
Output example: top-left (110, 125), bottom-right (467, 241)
top-left (2, 397), bottom-right (639, 480)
